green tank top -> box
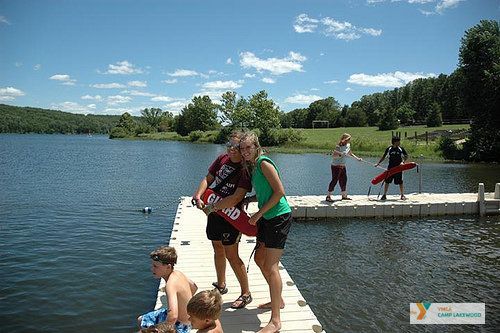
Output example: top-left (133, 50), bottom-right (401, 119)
top-left (252, 155), bottom-right (291, 219)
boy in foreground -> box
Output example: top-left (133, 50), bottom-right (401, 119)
top-left (138, 246), bottom-right (198, 333)
top-left (187, 290), bottom-right (224, 333)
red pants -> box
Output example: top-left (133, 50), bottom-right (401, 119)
top-left (328, 165), bottom-right (347, 192)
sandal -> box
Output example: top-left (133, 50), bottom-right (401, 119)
top-left (231, 294), bottom-right (252, 309)
top-left (325, 196), bottom-right (334, 202)
top-left (212, 282), bottom-right (228, 295)
top-left (342, 197), bottom-right (352, 200)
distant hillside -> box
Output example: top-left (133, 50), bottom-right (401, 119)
top-left (0, 104), bottom-right (121, 134)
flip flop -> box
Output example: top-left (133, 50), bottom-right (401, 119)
top-left (231, 294), bottom-right (252, 309)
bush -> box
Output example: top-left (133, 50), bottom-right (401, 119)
top-left (109, 126), bottom-right (130, 139)
top-left (188, 130), bottom-right (204, 142)
top-left (437, 137), bottom-right (466, 160)
top-left (259, 128), bottom-right (304, 146)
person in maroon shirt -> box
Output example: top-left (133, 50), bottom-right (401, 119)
top-left (192, 131), bottom-right (253, 309)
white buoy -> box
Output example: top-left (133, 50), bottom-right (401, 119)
top-left (142, 207), bottom-right (152, 214)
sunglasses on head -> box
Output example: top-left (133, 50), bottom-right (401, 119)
top-left (225, 142), bottom-right (240, 150)
top-left (150, 254), bottom-right (174, 266)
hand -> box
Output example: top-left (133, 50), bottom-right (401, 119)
top-left (357, 157), bottom-right (362, 161)
top-left (202, 204), bottom-right (215, 216)
top-left (248, 211), bottom-right (262, 225)
top-left (374, 163), bottom-right (379, 167)
top-left (192, 197), bottom-right (204, 209)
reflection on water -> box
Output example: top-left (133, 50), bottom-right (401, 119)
top-left (0, 134), bottom-right (499, 332)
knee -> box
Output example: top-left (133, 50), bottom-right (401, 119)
top-left (225, 251), bottom-right (242, 264)
top-left (212, 242), bottom-right (225, 254)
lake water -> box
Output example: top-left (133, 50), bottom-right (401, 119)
top-left (0, 134), bottom-right (498, 332)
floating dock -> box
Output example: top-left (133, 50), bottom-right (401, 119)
top-left (152, 183), bottom-right (499, 333)
top-left (288, 183), bottom-right (500, 219)
top-left (156, 197), bottom-right (325, 333)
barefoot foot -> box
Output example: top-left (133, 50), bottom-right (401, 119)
top-left (257, 321), bottom-right (281, 333)
top-left (257, 300), bottom-right (285, 309)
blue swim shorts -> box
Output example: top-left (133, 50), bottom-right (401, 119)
top-left (175, 321), bottom-right (192, 333)
top-left (140, 307), bottom-right (168, 328)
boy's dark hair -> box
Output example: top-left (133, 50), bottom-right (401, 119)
top-left (150, 246), bottom-right (177, 266)
top-left (392, 136), bottom-right (401, 144)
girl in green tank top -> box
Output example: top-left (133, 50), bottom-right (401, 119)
top-left (239, 131), bottom-right (292, 333)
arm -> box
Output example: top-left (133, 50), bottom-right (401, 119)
top-left (401, 147), bottom-right (408, 163)
top-left (348, 150), bottom-right (362, 161)
top-left (165, 281), bottom-right (179, 324)
top-left (193, 174), bottom-right (215, 209)
top-left (188, 279), bottom-right (198, 295)
top-left (375, 149), bottom-right (388, 166)
top-left (212, 187), bottom-right (247, 210)
top-left (249, 161), bottom-right (286, 225)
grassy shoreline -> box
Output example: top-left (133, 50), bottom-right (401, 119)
top-left (134, 125), bottom-right (470, 161)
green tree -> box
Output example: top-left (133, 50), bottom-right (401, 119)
top-left (459, 20), bottom-right (500, 161)
top-left (426, 102), bottom-right (443, 127)
top-left (307, 97), bottom-right (341, 128)
top-left (176, 96), bottom-right (218, 136)
top-left (396, 103), bottom-right (416, 125)
top-left (378, 108), bottom-right (399, 130)
top-left (140, 107), bottom-right (164, 130)
top-left (248, 90), bottom-right (281, 131)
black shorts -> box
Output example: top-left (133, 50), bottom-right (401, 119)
top-left (257, 212), bottom-right (292, 249)
top-left (385, 171), bottom-right (403, 185)
top-left (206, 213), bottom-right (241, 245)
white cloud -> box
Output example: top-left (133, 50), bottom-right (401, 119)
top-left (14, 62), bottom-right (22, 67)
top-left (102, 60), bottom-right (143, 74)
top-left (239, 51), bottom-right (306, 75)
top-left (128, 80), bottom-right (147, 87)
top-left (123, 90), bottom-right (156, 97)
top-left (262, 77), bottom-right (276, 84)
top-left (324, 80), bottom-right (339, 84)
top-left (294, 14), bottom-right (381, 41)
top-left (0, 87), bottom-right (25, 101)
top-left (347, 71), bottom-right (436, 87)
top-left (0, 16), bottom-right (10, 25)
top-left (226, 58), bottom-right (233, 65)
top-left (202, 80), bottom-right (243, 90)
top-left (81, 94), bottom-right (102, 101)
top-left (87, 104), bottom-right (96, 109)
top-left (34, 64), bottom-right (41, 71)
top-left (192, 90), bottom-right (224, 103)
top-left (162, 79), bottom-right (178, 84)
top-left (167, 69), bottom-right (199, 77)
top-left (164, 101), bottom-right (188, 114)
top-left (244, 73), bottom-right (256, 78)
top-left (345, 87), bottom-right (354, 91)
top-left (293, 13), bottom-right (319, 33)
top-left (102, 107), bottom-right (139, 116)
top-left (51, 101), bottom-right (94, 114)
top-left (91, 83), bottom-right (126, 89)
top-left (310, 88), bottom-right (320, 91)
top-left (284, 94), bottom-right (322, 105)
top-left (49, 74), bottom-right (76, 86)
top-left (436, 0), bottom-right (463, 13)
top-left (151, 96), bottom-right (175, 102)
top-left (107, 95), bottom-right (131, 105)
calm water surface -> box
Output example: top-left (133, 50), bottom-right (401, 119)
top-left (0, 134), bottom-right (498, 332)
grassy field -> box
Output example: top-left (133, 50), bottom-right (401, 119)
top-left (276, 125), bottom-right (469, 159)
top-left (136, 124), bottom-right (470, 160)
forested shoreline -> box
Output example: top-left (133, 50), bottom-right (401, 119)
top-left (0, 104), bottom-right (121, 134)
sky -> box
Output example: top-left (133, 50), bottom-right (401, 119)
top-left (0, 0), bottom-right (499, 116)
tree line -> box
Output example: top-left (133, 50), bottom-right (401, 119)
top-left (0, 104), bottom-right (121, 134)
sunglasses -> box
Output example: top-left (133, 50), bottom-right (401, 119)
top-left (150, 254), bottom-right (174, 266)
top-left (225, 142), bottom-right (240, 150)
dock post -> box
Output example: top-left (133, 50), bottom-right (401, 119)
top-left (418, 164), bottom-right (422, 194)
top-left (495, 183), bottom-right (500, 199)
top-left (478, 183), bottom-right (486, 217)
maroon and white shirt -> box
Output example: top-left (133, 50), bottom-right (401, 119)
top-left (208, 154), bottom-right (251, 197)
